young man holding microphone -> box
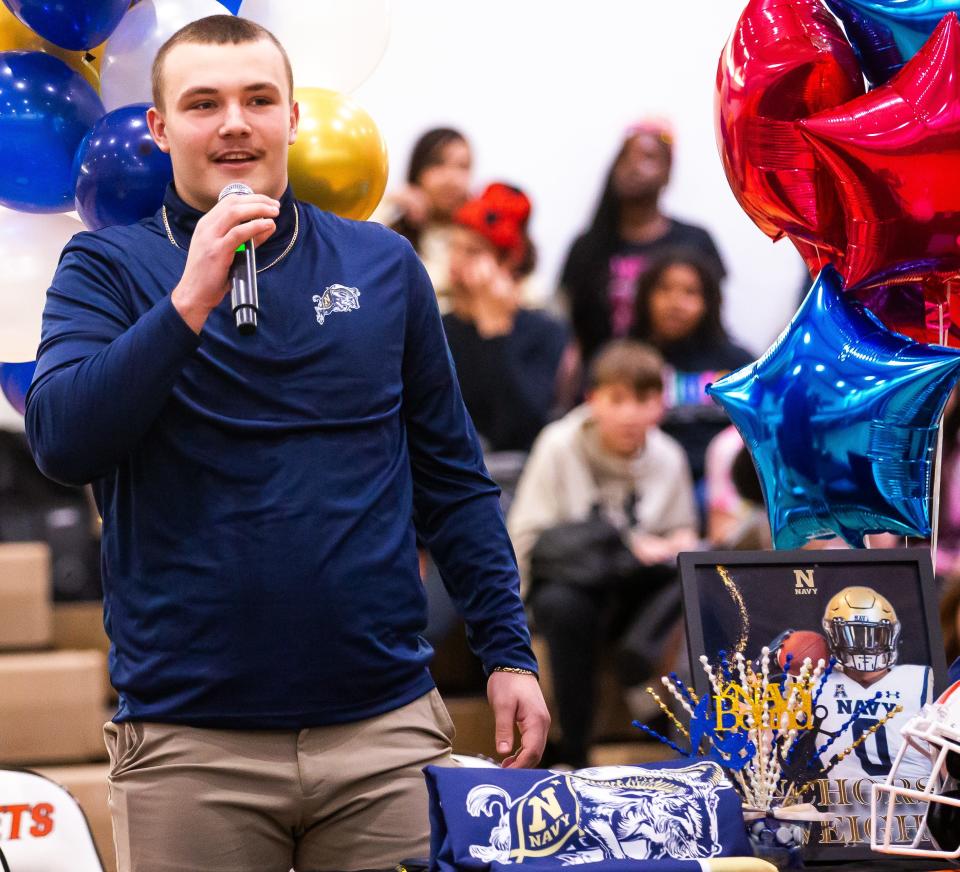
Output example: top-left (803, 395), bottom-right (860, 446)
top-left (26, 15), bottom-right (547, 872)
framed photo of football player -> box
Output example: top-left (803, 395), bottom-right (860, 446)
top-left (678, 548), bottom-right (948, 862)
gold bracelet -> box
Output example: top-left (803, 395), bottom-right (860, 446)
top-left (492, 666), bottom-right (538, 679)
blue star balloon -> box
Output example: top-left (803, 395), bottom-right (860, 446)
top-left (825, 0), bottom-right (960, 84)
top-left (708, 267), bottom-right (960, 549)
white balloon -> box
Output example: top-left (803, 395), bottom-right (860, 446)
top-left (239, 0), bottom-right (391, 94)
top-left (99, 0), bottom-right (227, 111)
top-left (0, 208), bottom-right (84, 363)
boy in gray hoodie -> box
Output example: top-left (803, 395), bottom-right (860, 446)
top-left (508, 339), bottom-right (697, 766)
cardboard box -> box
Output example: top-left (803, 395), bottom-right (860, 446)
top-left (443, 695), bottom-right (497, 759)
top-left (35, 763), bottom-right (116, 872)
top-left (52, 602), bottom-right (115, 702)
top-left (52, 603), bottom-right (109, 655)
top-left (0, 650), bottom-right (108, 765)
top-left (0, 542), bottom-right (52, 650)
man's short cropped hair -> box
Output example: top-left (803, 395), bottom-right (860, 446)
top-left (151, 15), bottom-right (294, 111)
top-left (587, 339), bottom-right (664, 396)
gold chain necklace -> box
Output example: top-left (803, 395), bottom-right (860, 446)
top-left (161, 202), bottom-right (300, 274)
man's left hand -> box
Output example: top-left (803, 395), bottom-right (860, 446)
top-left (486, 671), bottom-right (550, 768)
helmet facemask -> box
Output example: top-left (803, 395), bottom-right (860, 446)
top-left (822, 586), bottom-right (901, 673)
top-left (823, 616), bottom-right (900, 671)
top-left (871, 708), bottom-right (960, 859)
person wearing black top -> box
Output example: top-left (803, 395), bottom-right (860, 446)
top-left (560, 120), bottom-right (725, 366)
top-left (629, 248), bottom-right (754, 489)
top-left (442, 183), bottom-right (569, 453)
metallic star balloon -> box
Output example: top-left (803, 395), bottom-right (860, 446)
top-left (851, 281), bottom-right (960, 345)
top-left (715, 0), bottom-right (864, 264)
top-left (823, 0), bottom-right (903, 86)
top-left (823, 0), bottom-right (960, 84)
top-left (708, 267), bottom-right (960, 550)
top-left (800, 14), bottom-right (960, 291)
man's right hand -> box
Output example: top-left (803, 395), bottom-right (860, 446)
top-left (171, 193), bottom-right (281, 334)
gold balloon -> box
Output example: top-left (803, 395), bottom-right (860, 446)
top-left (0, 3), bottom-right (104, 92)
top-left (288, 88), bottom-right (388, 221)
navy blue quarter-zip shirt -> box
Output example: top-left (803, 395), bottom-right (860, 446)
top-left (25, 184), bottom-right (537, 728)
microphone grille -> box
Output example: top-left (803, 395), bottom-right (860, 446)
top-left (218, 182), bottom-right (254, 201)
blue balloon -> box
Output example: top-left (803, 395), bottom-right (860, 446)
top-left (217, 0), bottom-right (242, 13)
top-left (0, 51), bottom-right (104, 213)
top-left (0, 360), bottom-right (36, 416)
top-left (74, 103), bottom-right (173, 231)
top-left (823, 0), bottom-right (960, 85)
top-left (708, 267), bottom-right (960, 550)
top-left (824, 0), bottom-right (905, 86)
top-left (2, 0), bottom-right (129, 51)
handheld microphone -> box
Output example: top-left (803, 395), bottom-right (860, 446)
top-left (218, 182), bottom-right (258, 335)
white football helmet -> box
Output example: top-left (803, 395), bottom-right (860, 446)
top-left (871, 680), bottom-right (960, 859)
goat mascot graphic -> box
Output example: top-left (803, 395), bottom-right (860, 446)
top-left (312, 284), bottom-right (361, 326)
top-left (466, 763), bottom-right (731, 864)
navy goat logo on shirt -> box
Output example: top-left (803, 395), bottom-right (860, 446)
top-left (312, 284), bottom-right (361, 326)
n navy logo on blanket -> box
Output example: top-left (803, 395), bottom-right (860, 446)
top-left (312, 284), bottom-right (360, 326)
top-left (469, 774), bottom-right (581, 861)
top-left (426, 760), bottom-right (751, 869)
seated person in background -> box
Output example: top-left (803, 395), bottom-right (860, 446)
top-left (374, 127), bottom-right (473, 309)
top-left (559, 119), bottom-right (725, 367)
top-left (706, 426), bottom-right (898, 554)
top-left (628, 248), bottom-right (753, 497)
top-left (0, 429), bottom-right (101, 600)
top-left (443, 183), bottom-right (569, 453)
top-left (705, 425), bottom-right (770, 550)
top-left (933, 387), bottom-right (960, 575)
top-left (507, 340), bottom-right (697, 767)
top-left (941, 574), bottom-right (960, 669)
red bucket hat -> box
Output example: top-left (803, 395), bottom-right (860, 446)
top-left (453, 182), bottom-right (531, 263)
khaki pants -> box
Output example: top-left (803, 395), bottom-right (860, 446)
top-left (104, 690), bottom-right (457, 872)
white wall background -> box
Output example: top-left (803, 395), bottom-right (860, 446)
top-left (0, 0), bottom-right (811, 428)
top-left (353, 0), bottom-right (807, 353)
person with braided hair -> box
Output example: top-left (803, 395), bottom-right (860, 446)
top-left (560, 120), bottom-right (725, 368)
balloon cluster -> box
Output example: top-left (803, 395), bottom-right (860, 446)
top-left (0, 0), bottom-right (391, 412)
top-left (712, 0), bottom-right (960, 548)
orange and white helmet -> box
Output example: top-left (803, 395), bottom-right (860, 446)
top-left (871, 680), bottom-right (960, 859)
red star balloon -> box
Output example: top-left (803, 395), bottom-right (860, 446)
top-left (801, 13), bottom-right (960, 292)
top-left (850, 280), bottom-right (960, 344)
top-left (715, 0), bottom-right (864, 266)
